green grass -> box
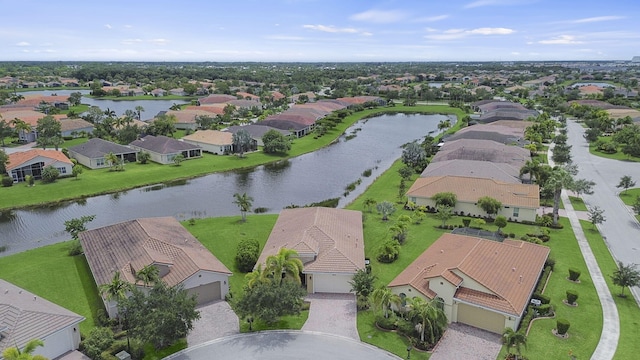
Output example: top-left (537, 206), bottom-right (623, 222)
top-left (580, 220), bottom-right (640, 360)
top-left (143, 339), bottom-right (187, 360)
top-left (569, 196), bottom-right (588, 211)
top-left (618, 188), bottom-right (640, 205)
top-left (588, 137), bottom-right (640, 162)
top-left (238, 312), bottom-right (309, 333)
top-left (357, 310), bottom-right (429, 359)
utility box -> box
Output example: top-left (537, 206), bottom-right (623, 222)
top-left (115, 351), bottom-right (131, 360)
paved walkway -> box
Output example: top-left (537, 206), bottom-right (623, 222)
top-left (429, 323), bottom-right (501, 360)
top-left (187, 301), bottom-right (239, 346)
top-left (549, 140), bottom-right (619, 360)
top-left (301, 293), bottom-right (359, 340)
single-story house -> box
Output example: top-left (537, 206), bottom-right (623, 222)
top-left (68, 138), bottom-right (138, 169)
top-left (256, 207), bottom-right (365, 294)
top-left (59, 118), bottom-right (95, 138)
top-left (406, 175), bottom-right (539, 222)
top-left (129, 135), bottom-right (202, 164)
top-left (197, 94), bottom-right (237, 105)
top-left (80, 217), bottom-right (232, 318)
top-left (225, 124), bottom-right (290, 146)
top-left (421, 159), bottom-right (521, 184)
top-left (389, 233), bottom-right (549, 334)
top-left (0, 279), bottom-right (84, 359)
top-left (182, 130), bottom-right (235, 155)
top-left (442, 123), bottom-right (529, 146)
top-left (432, 139), bottom-right (530, 169)
top-left (6, 149), bottom-right (73, 182)
top-left (164, 109), bottom-right (215, 131)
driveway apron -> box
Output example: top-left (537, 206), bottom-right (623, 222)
top-left (302, 293), bottom-right (359, 340)
top-left (187, 301), bottom-right (239, 346)
top-left (429, 323), bottom-right (501, 360)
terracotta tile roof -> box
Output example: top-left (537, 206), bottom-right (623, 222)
top-left (235, 92), bottom-right (260, 101)
top-left (183, 130), bottom-right (233, 145)
top-left (257, 208), bottom-right (365, 274)
top-left (407, 175), bottom-right (539, 208)
top-left (228, 99), bottom-right (262, 109)
top-left (185, 104), bottom-right (226, 115)
top-left (0, 279), bottom-right (84, 352)
top-left (79, 217), bottom-right (231, 289)
top-left (165, 109), bottom-right (214, 124)
top-left (389, 234), bottom-right (549, 316)
top-left (69, 138), bottom-right (136, 158)
top-left (129, 135), bottom-right (201, 154)
top-left (7, 149), bottom-right (72, 171)
top-left (198, 94), bottom-right (237, 104)
top-left (59, 118), bottom-right (94, 133)
top-left (225, 124), bottom-right (290, 138)
top-left (0, 109), bottom-right (64, 127)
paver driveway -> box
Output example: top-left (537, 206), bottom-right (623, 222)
top-left (430, 323), bottom-right (502, 360)
top-left (301, 293), bottom-right (359, 340)
top-left (187, 300), bottom-right (239, 346)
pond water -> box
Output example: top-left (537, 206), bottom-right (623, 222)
top-left (0, 113), bottom-right (450, 256)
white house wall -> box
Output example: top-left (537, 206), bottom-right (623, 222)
top-left (182, 270), bottom-right (230, 299)
top-left (182, 139), bottom-right (230, 155)
top-left (409, 197), bottom-right (537, 223)
top-left (35, 325), bottom-right (81, 359)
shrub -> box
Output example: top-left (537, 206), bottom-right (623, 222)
top-left (376, 240), bottom-right (400, 263)
top-left (1, 176), bottom-right (13, 187)
top-left (533, 293), bottom-right (551, 305)
top-left (235, 238), bottom-right (260, 273)
top-left (568, 268), bottom-right (581, 281)
top-left (471, 218), bottom-right (486, 229)
top-left (375, 314), bottom-right (397, 330)
top-left (537, 304), bottom-right (554, 317)
top-left (556, 318), bottom-right (570, 335)
top-left (396, 318), bottom-right (417, 337)
top-left (545, 257), bottom-right (556, 271)
top-left (253, 207), bottom-right (268, 213)
top-left (67, 240), bottom-right (83, 256)
top-left (509, 233), bottom-right (515, 238)
top-left (25, 175), bottom-right (35, 186)
top-left (566, 290), bottom-right (578, 305)
top-left (81, 327), bottom-right (114, 360)
top-left (41, 165), bottom-right (60, 183)
top-left (362, 168), bottom-right (373, 177)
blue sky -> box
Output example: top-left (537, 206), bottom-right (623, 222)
top-left (1, 0), bottom-right (638, 62)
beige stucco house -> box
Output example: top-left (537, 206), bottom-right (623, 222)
top-left (80, 217), bottom-right (232, 318)
top-left (6, 149), bottom-right (73, 182)
top-left (388, 233), bottom-right (549, 334)
top-left (406, 175), bottom-right (540, 222)
top-left (182, 129), bottom-right (234, 155)
top-left (256, 207), bottom-right (365, 293)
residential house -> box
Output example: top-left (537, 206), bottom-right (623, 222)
top-left (225, 124), bottom-right (290, 146)
top-left (442, 122), bottom-right (530, 146)
top-left (80, 217), bottom-right (232, 318)
top-left (150, 88), bottom-right (166, 97)
top-left (182, 130), bottom-right (235, 155)
top-left (59, 118), bottom-right (95, 138)
top-left (388, 233), bottom-right (549, 334)
top-left (6, 149), bottom-right (73, 182)
top-left (68, 138), bottom-right (138, 169)
top-left (129, 135), bottom-right (202, 164)
top-left (406, 175), bottom-right (539, 222)
top-left (197, 94), bottom-right (237, 105)
top-left (256, 207), bottom-right (365, 293)
top-left (420, 159), bottom-right (521, 184)
top-left (432, 139), bottom-right (530, 169)
top-left (164, 109), bottom-right (215, 130)
top-left (0, 279), bottom-right (84, 359)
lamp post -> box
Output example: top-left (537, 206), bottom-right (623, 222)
top-left (406, 345), bottom-right (412, 359)
top-left (248, 316), bottom-right (254, 331)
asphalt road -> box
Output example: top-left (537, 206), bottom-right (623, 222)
top-left (566, 119), bottom-right (640, 300)
top-left (164, 331), bottom-right (401, 360)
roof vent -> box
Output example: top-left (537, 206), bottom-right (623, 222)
top-left (440, 249), bottom-right (444, 253)
top-left (512, 267), bottom-right (516, 272)
top-left (519, 275), bottom-right (523, 284)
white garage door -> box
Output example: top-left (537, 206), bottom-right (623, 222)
top-left (456, 303), bottom-right (505, 334)
top-left (187, 281), bottom-right (222, 305)
top-left (313, 274), bottom-right (353, 293)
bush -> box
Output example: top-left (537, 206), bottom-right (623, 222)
top-left (81, 327), bottom-right (114, 360)
top-left (375, 314), bottom-right (397, 330)
top-left (235, 238), bottom-right (260, 273)
top-left (1, 176), bottom-right (13, 187)
top-left (41, 165), bottom-right (60, 183)
top-left (566, 290), bottom-right (578, 305)
top-left (556, 318), bottom-right (570, 335)
top-left (377, 239), bottom-right (400, 263)
top-left (396, 318), bottom-right (417, 337)
top-left (545, 257), bottom-right (556, 271)
top-left (462, 218), bottom-right (471, 227)
top-left (533, 293), bottom-right (551, 305)
top-left (509, 233), bottom-right (515, 238)
top-left (26, 174), bottom-right (35, 186)
top-left (67, 240), bottom-right (83, 256)
top-left (537, 304), bottom-right (554, 317)
top-left (568, 268), bottom-right (581, 281)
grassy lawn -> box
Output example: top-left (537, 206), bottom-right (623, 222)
top-left (580, 220), bottom-right (640, 360)
top-left (0, 105), bottom-right (464, 211)
top-left (569, 196), bottom-right (588, 211)
top-left (588, 137), bottom-right (640, 162)
top-left (618, 188), bottom-right (640, 205)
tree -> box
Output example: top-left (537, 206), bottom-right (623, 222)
top-left (551, 143), bottom-right (572, 164)
top-left (35, 115), bottom-right (62, 149)
top-left (41, 165), bottom-right (60, 183)
top-left (232, 129), bottom-right (253, 157)
top-left (0, 119), bottom-right (14, 147)
top-left (233, 192), bottom-right (253, 222)
top-left (363, 198), bottom-right (377, 213)
top-left (570, 178), bottom-right (595, 198)
top-left (12, 118), bottom-right (32, 142)
top-left (432, 192), bottom-right (457, 207)
top-left (68, 91), bottom-right (82, 106)
top-left (2, 339), bottom-right (48, 360)
top-left (408, 297), bottom-right (447, 344)
top-left (389, 214), bottom-right (412, 243)
top-left (64, 215), bottom-right (96, 240)
top-left (172, 153), bottom-right (185, 166)
top-left (502, 328), bottom-right (527, 360)
top-left (100, 271), bottom-right (132, 303)
top-left (235, 238), bottom-right (260, 273)
top-left (611, 261), bottom-right (640, 297)
top-left (119, 282), bottom-right (200, 349)
top-left (135, 105), bottom-right (145, 120)
top-left (376, 200), bottom-right (396, 221)
top-left (148, 114), bottom-right (177, 137)
top-left (72, 164), bottom-right (83, 179)
top-left (0, 149), bottom-right (8, 175)
top-left (398, 165), bottom-right (414, 180)
top-left (617, 175), bottom-right (636, 195)
top-left (244, 264), bottom-right (270, 289)
top-left (265, 248), bottom-right (304, 286)
top-left (588, 206), bottom-right (606, 229)
top-left (235, 279), bottom-right (306, 325)
top-left (476, 196), bottom-right (502, 219)
top-left (545, 166), bottom-right (574, 225)
top-left (137, 151), bottom-right (151, 164)
top-left (519, 159), bottom-right (541, 183)
top-left (633, 196), bottom-right (640, 216)
top-left (401, 141), bottom-right (428, 172)
top-left (134, 264), bottom-right (160, 287)
top-left (349, 269), bottom-right (376, 307)
top-left (435, 205), bottom-right (453, 228)
top-left (371, 286), bottom-right (400, 318)
top-left (494, 215), bottom-right (508, 234)
top-left (262, 129), bottom-right (291, 154)
top-left (376, 239), bottom-right (400, 263)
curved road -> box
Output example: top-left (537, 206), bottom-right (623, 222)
top-left (567, 119), bottom-right (640, 301)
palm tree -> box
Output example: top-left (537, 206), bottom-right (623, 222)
top-left (546, 166), bottom-right (573, 225)
top-left (2, 338), bottom-right (48, 360)
top-left (11, 118), bottom-right (32, 143)
top-left (519, 159), bottom-right (541, 183)
top-left (135, 264), bottom-right (160, 287)
top-left (408, 297), bottom-right (447, 344)
top-left (502, 327), bottom-right (527, 359)
top-left (245, 263), bottom-right (270, 289)
top-left (99, 271), bottom-right (132, 302)
top-left (233, 192), bottom-right (253, 222)
top-left (371, 286), bottom-right (401, 318)
top-left (170, 103), bottom-right (182, 111)
top-left (363, 198), bottom-right (377, 213)
top-left (105, 152), bottom-right (120, 170)
top-left (265, 248), bottom-right (304, 286)
top-left (104, 108), bottom-right (116, 118)
top-left (135, 105), bottom-right (145, 120)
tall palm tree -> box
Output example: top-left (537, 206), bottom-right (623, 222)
top-left (135, 105), bottom-right (145, 120)
top-left (371, 286), bottom-right (401, 318)
top-left (546, 166), bottom-right (573, 225)
top-left (408, 297), bottom-right (447, 344)
top-left (11, 118), bottom-right (32, 142)
top-left (2, 338), bottom-right (48, 360)
top-left (502, 327), bottom-right (527, 359)
top-left (232, 192), bottom-right (253, 222)
top-left (519, 159), bottom-right (541, 183)
top-left (135, 264), bottom-right (160, 287)
top-left (104, 108), bottom-right (116, 118)
top-left (265, 248), bottom-right (304, 286)
top-left (99, 271), bottom-right (132, 302)
top-left (244, 263), bottom-right (270, 289)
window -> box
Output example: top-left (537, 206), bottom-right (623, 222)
top-left (96, 158), bottom-right (105, 166)
top-left (57, 167), bottom-right (67, 174)
top-left (513, 207), bottom-right (520, 218)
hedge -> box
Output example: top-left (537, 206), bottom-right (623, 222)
top-left (568, 268), bottom-right (581, 281)
top-left (556, 318), bottom-right (570, 335)
top-left (566, 290), bottom-right (578, 305)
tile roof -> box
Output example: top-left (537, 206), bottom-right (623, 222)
top-left (433, 139), bottom-right (530, 168)
top-left (7, 149), bottom-right (72, 171)
top-left (184, 104), bottom-right (226, 115)
top-left (421, 159), bottom-right (521, 184)
top-left (257, 207), bottom-right (365, 274)
top-left (182, 130), bottom-right (233, 145)
top-left (407, 175), bottom-right (539, 208)
top-left (444, 123), bottom-right (528, 145)
top-left (164, 109), bottom-right (215, 124)
top-left (79, 217), bottom-right (231, 289)
top-left (0, 279), bottom-right (84, 352)
top-left (59, 118), bottom-right (94, 133)
top-left (198, 94), bottom-right (237, 104)
top-left (0, 108), bottom-right (64, 127)
top-left (129, 135), bottom-right (201, 154)
top-left (69, 138), bottom-right (137, 158)
top-left (388, 233), bottom-right (549, 316)
top-left (225, 124), bottom-right (290, 138)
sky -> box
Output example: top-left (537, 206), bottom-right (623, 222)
top-left (1, 0), bottom-right (639, 62)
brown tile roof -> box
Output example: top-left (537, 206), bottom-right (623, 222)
top-left (388, 234), bottom-right (549, 316)
top-left (59, 118), bottom-right (94, 133)
top-left (183, 130), bottom-right (233, 145)
top-left (0, 279), bottom-right (84, 352)
top-left (0, 108), bottom-right (64, 127)
top-left (185, 104), bottom-right (226, 115)
top-left (7, 149), bottom-right (72, 171)
top-left (79, 217), bottom-right (231, 289)
top-left (421, 159), bottom-right (521, 183)
top-left (433, 139), bottom-right (530, 168)
top-left (407, 175), bottom-right (539, 208)
top-left (165, 109), bottom-right (214, 124)
top-left (257, 208), bottom-right (365, 274)
top-left (198, 94), bottom-right (237, 104)
top-left (129, 135), bottom-right (201, 154)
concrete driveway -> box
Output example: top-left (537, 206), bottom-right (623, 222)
top-left (301, 293), bottom-right (359, 340)
top-left (187, 301), bottom-right (239, 346)
top-left (430, 323), bottom-right (502, 360)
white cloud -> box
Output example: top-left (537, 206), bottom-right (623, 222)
top-left (349, 9), bottom-right (407, 23)
top-left (121, 39), bottom-right (143, 45)
top-left (151, 38), bottom-right (169, 45)
top-left (511, 51), bottom-right (521, 55)
top-left (571, 16), bottom-right (624, 24)
top-left (16, 41), bottom-right (30, 46)
top-left (104, 24), bottom-right (112, 29)
top-left (303, 25), bottom-right (359, 34)
top-left (464, 0), bottom-right (532, 8)
top-left (124, 25), bottom-right (133, 29)
top-left (538, 35), bottom-right (583, 45)
top-left (425, 27), bottom-right (515, 40)
top-left (414, 15), bottom-right (449, 23)
top-left (468, 27), bottom-right (514, 35)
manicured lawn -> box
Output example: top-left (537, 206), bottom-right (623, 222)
top-left (357, 310), bottom-right (428, 360)
top-left (588, 137), bottom-right (640, 162)
top-left (569, 196), bottom-right (588, 211)
top-left (618, 188), bottom-right (640, 205)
